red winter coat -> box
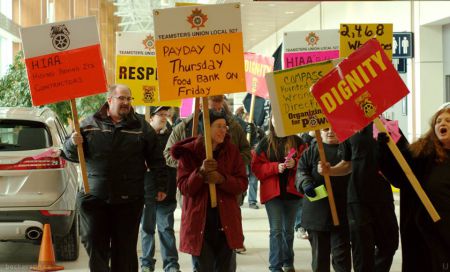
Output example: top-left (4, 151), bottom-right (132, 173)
top-left (170, 135), bottom-right (248, 256)
top-left (251, 138), bottom-right (306, 204)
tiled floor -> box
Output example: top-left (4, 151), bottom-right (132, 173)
top-left (0, 194), bottom-right (402, 272)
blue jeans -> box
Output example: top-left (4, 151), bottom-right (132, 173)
top-left (294, 198), bottom-right (304, 231)
top-left (140, 200), bottom-right (180, 272)
top-left (247, 166), bottom-right (258, 205)
top-left (265, 197), bottom-right (301, 272)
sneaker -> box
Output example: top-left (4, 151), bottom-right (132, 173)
top-left (235, 245), bottom-right (247, 254)
top-left (249, 203), bottom-right (259, 209)
top-left (283, 267), bottom-right (296, 272)
top-left (297, 227), bottom-right (308, 239)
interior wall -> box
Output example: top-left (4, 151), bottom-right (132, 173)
top-left (443, 23), bottom-right (450, 101)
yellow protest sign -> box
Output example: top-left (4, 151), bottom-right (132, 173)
top-left (153, 3), bottom-right (245, 101)
top-left (266, 60), bottom-right (336, 137)
top-left (340, 24), bottom-right (393, 60)
top-left (155, 32), bottom-right (245, 101)
top-left (115, 32), bottom-right (181, 107)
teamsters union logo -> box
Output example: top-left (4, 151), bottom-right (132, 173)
top-left (143, 86), bottom-right (156, 103)
top-left (355, 92), bottom-right (377, 118)
top-left (142, 35), bottom-right (155, 51)
top-left (50, 24), bottom-right (70, 51)
top-left (305, 32), bottom-right (319, 46)
top-left (187, 8), bottom-right (208, 30)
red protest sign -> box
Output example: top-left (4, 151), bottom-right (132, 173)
top-left (244, 53), bottom-right (274, 99)
top-left (20, 17), bottom-right (107, 106)
top-left (311, 39), bottom-right (409, 142)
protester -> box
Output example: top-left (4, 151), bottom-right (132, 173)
top-left (251, 116), bottom-right (307, 272)
top-left (379, 104), bottom-right (450, 272)
top-left (63, 84), bottom-right (167, 272)
top-left (295, 131), bottom-right (316, 239)
top-left (319, 123), bottom-right (399, 272)
top-left (297, 128), bottom-right (351, 272)
top-left (164, 95), bottom-right (250, 170)
top-left (140, 106), bottom-right (180, 272)
top-left (164, 95), bottom-right (250, 260)
top-left (170, 109), bottom-right (248, 272)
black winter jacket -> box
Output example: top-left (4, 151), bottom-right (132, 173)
top-left (63, 103), bottom-right (167, 203)
top-left (144, 124), bottom-right (177, 203)
top-left (296, 139), bottom-right (349, 231)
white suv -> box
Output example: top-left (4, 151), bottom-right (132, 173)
top-left (0, 107), bottom-right (80, 261)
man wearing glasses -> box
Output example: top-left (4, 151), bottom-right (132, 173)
top-left (63, 84), bottom-right (167, 272)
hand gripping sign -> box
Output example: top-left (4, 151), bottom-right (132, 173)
top-left (153, 3), bottom-right (245, 207)
top-left (266, 60), bottom-right (341, 225)
top-left (311, 39), bottom-right (440, 222)
top-left (20, 16), bottom-right (108, 194)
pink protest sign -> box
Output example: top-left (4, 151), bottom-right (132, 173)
top-left (284, 50), bottom-right (339, 69)
top-left (244, 53), bottom-right (274, 99)
top-left (180, 98), bottom-right (194, 118)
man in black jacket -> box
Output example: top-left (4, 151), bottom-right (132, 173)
top-left (140, 106), bottom-right (180, 272)
top-left (63, 84), bottom-right (167, 272)
top-left (319, 124), bottom-right (399, 272)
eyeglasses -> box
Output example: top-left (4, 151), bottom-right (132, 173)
top-left (112, 96), bottom-right (134, 102)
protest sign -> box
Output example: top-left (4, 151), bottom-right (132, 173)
top-left (314, 38), bottom-right (440, 222)
top-left (312, 39), bottom-right (407, 142)
top-left (115, 32), bottom-right (180, 106)
top-left (153, 3), bottom-right (245, 101)
top-left (340, 24), bottom-right (393, 60)
top-left (244, 53), bottom-right (273, 99)
top-left (266, 60), bottom-right (336, 137)
top-left (284, 29), bottom-right (339, 69)
top-left (20, 16), bottom-right (106, 106)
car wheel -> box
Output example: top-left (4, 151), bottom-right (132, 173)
top-left (54, 212), bottom-right (80, 261)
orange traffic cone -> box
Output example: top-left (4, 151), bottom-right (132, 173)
top-left (30, 224), bottom-right (64, 271)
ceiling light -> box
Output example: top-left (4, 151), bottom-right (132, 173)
top-left (285, 11), bottom-right (295, 14)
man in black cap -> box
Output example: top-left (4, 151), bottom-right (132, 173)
top-left (140, 106), bottom-right (181, 272)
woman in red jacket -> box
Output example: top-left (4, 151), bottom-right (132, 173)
top-left (251, 116), bottom-right (307, 272)
top-left (171, 109), bottom-right (248, 272)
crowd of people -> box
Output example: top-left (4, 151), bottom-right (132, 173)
top-left (63, 84), bottom-right (450, 272)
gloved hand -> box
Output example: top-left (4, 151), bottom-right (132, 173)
top-left (302, 183), bottom-right (316, 198)
top-left (256, 126), bottom-right (266, 141)
top-left (200, 159), bottom-right (217, 175)
top-left (246, 122), bottom-right (256, 135)
top-left (206, 170), bottom-right (225, 184)
top-left (377, 132), bottom-right (390, 144)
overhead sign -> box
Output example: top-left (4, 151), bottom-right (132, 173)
top-left (115, 32), bottom-right (180, 106)
top-left (283, 29), bottom-right (339, 69)
top-left (153, 3), bottom-right (245, 101)
top-left (266, 60), bottom-right (337, 137)
top-left (20, 16), bottom-right (107, 106)
top-left (311, 39), bottom-right (409, 142)
top-left (340, 23), bottom-right (393, 60)
top-left (244, 53), bottom-right (274, 99)
top-left (393, 32), bottom-right (414, 58)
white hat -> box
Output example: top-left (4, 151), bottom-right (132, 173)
top-left (437, 102), bottom-right (450, 110)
